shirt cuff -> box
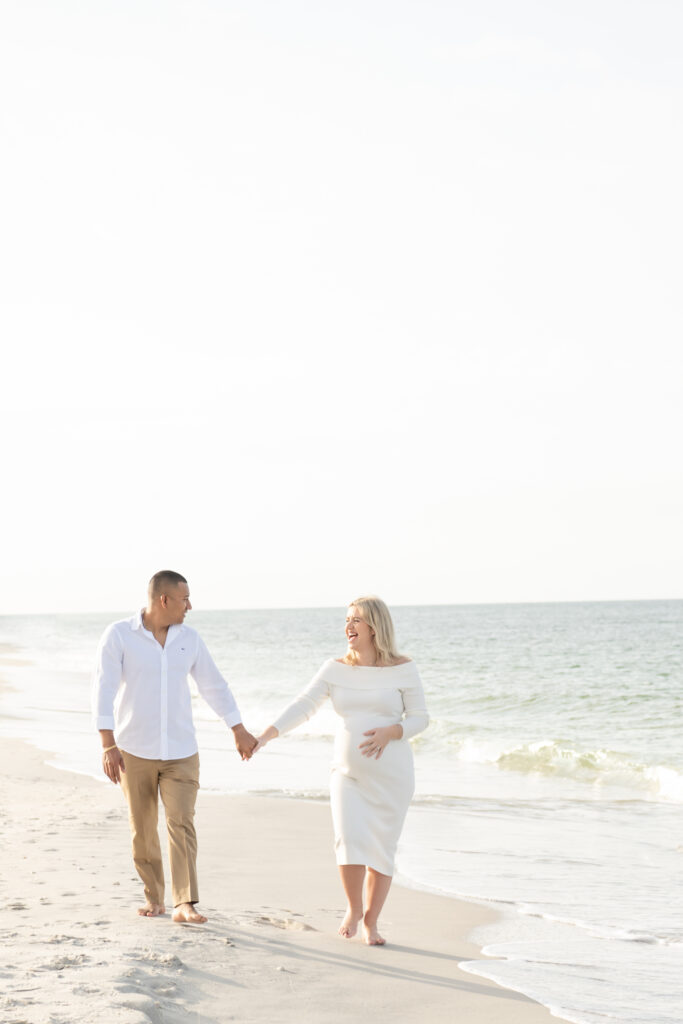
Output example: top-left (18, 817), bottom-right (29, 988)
top-left (96, 715), bottom-right (116, 730)
top-left (224, 711), bottom-right (243, 728)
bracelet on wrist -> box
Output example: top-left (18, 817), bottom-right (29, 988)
top-left (102, 743), bottom-right (118, 753)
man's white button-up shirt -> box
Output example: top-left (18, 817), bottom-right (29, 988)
top-left (92, 610), bottom-right (242, 760)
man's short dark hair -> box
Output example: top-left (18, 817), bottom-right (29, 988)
top-left (149, 570), bottom-right (188, 598)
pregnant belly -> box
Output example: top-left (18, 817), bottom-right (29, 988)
top-left (333, 718), bottom-right (413, 781)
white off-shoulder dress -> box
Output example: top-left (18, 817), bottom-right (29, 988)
top-left (272, 658), bottom-right (429, 876)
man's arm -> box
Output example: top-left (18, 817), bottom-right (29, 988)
top-left (92, 625), bottom-right (126, 783)
top-left (190, 636), bottom-right (258, 759)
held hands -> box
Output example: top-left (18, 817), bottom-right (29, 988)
top-left (359, 724), bottom-right (403, 759)
top-left (232, 723), bottom-right (259, 760)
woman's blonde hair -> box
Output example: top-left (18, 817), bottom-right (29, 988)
top-left (343, 595), bottom-right (403, 666)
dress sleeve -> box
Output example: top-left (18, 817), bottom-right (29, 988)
top-left (272, 662), bottom-right (331, 736)
top-left (399, 667), bottom-right (429, 740)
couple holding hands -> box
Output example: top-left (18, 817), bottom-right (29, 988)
top-left (93, 570), bottom-right (429, 945)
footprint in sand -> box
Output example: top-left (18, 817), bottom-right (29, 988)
top-left (1, 994), bottom-right (36, 1010)
top-left (126, 951), bottom-right (185, 969)
top-left (255, 915), bottom-right (316, 932)
top-left (112, 992), bottom-right (158, 1017)
top-left (46, 935), bottom-right (86, 946)
top-left (38, 954), bottom-right (90, 970)
top-left (147, 978), bottom-right (179, 993)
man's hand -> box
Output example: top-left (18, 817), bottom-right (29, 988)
top-left (103, 746), bottom-right (126, 784)
top-left (232, 723), bottom-right (258, 760)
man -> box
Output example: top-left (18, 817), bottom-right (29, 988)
top-left (92, 570), bottom-right (256, 923)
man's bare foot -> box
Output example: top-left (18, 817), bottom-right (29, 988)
top-left (362, 919), bottom-right (386, 946)
top-left (338, 906), bottom-right (363, 938)
top-left (138, 902), bottom-right (165, 917)
top-left (172, 902), bottom-right (208, 924)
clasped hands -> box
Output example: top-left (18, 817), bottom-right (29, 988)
top-left (232, 723), bottom-right (259, 760)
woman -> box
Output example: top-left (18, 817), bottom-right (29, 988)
top-left (255, 596), bottom-right (429, 946)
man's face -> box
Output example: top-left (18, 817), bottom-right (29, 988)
top-left (164, 582), bottom-right (192, 624)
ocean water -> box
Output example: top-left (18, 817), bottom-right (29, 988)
top-left (1, 600), bottom-right (682, 1024)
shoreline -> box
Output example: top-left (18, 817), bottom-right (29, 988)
top-left (3, 602), bottom-right (680, 1024)
top-left (1, 733), bottom-right (567, 1024)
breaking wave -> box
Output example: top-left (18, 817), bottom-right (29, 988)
top-left (454, 736), bottom-right (683, 801)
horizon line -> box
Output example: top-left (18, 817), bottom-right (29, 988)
top-left (0, 595), bottom-right (681, 619)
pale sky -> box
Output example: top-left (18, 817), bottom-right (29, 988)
top-left (1, 0), bottom-right (682, 614)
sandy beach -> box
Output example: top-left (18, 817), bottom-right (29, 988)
top-left (0, 728), bottom-right (567, 1024)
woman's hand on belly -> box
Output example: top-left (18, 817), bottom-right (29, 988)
top-left (359, 724), bottom-right (404, 760)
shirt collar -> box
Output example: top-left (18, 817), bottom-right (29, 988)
top-left (166, 623), bottom-right (184, 646)
top-left (133, 609), bottom-right (185, 644)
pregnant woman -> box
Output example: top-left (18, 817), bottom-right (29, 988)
top-left (255, 595), bottom-right (429, 945)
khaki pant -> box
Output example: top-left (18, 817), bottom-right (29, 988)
top-left (120, 750), bottom-right (200, 907)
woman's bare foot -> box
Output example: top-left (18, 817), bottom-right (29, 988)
top-left (172, 903), bottom-right (208, 924)
top-left (138, 902), bottom-right (165, 917)
top-left (362, 917), bottom-right (386, 946)
top-left (338, 905), bottom-right (363, 938)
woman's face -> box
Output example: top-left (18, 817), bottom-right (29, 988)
top-left (345, 606), bottom-right (375, 650)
